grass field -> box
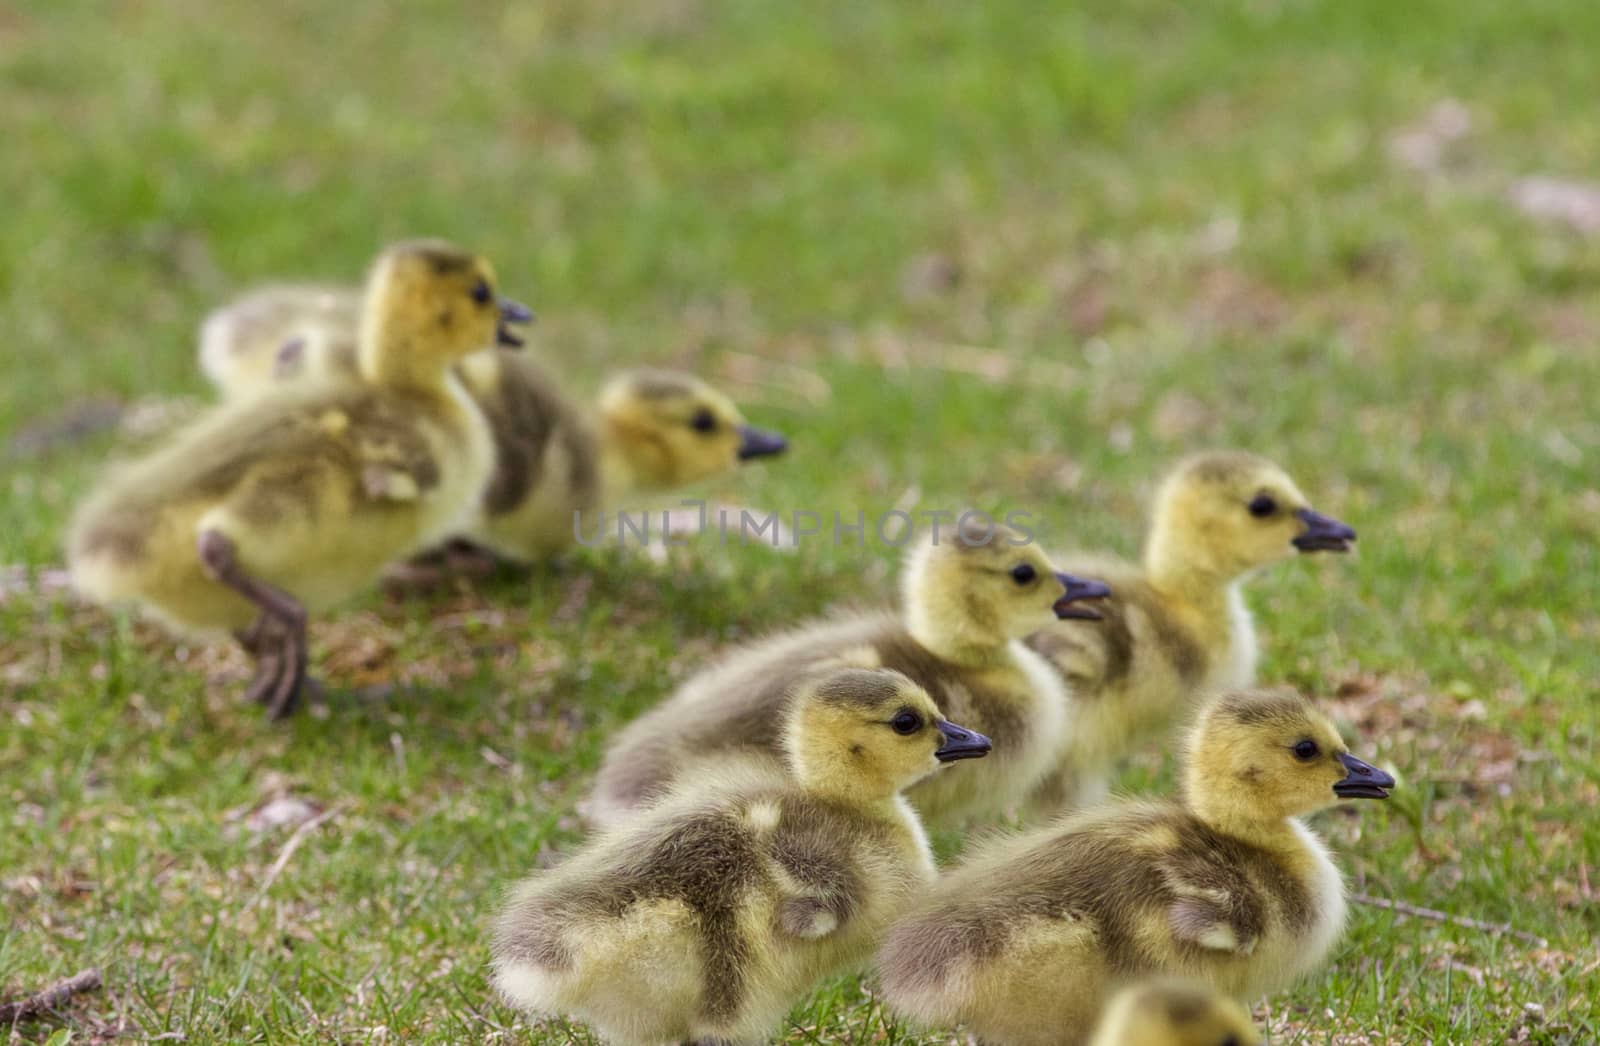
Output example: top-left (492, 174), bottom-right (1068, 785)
top-left (4, 0), bottom-right (1599, 1042)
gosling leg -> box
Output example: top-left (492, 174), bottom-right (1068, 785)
top-left (199, 529), bottom-right (310, 719)
top-left (234, 616), bottom-right (287, 707)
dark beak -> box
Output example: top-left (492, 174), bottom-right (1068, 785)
top-left (933, 719), bottom-right (992, 763)
top-left (736, 424), bottom-right (789, 461)
top-left (1292, 507), bottom-right (1356, 553)
top-left (496, 298), bottom-right (536, 348)
top-left (1333, 752), bottom-right (1395, 800)
top-left (1052, 572), bottom-right (1112, 620)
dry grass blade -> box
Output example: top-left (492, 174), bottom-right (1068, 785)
top-left (1351, 893), bottom-right (1550, 948)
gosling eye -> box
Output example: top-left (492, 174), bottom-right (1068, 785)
top-left (1248, 493), bottom-right (1278, 518)
top-left (890, 709), bottom-right (923, 735)
top-left (469, 278), bottom-right (493, 306)
top-left (1009, 563), bottom-right (1037, 585)
top-left (689, 408), bottom-right (718, 434)
top-left (1218, 1037), bottom-right (1241, 1046)
top-left (1292, 739), bottom-right (1320, 761)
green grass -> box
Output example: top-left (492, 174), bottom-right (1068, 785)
top-left (3, 0), bottom-right (1599, 1041)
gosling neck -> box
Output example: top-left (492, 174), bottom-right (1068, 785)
top-left (1142, 528), bottom-right (1237, 610)
top-left (1184, 782), bottom-right (1303, 849)
top-left (788, 749), bottom-right (899, 810)
top-left (903, 606), bottom-right (1012, 669)
top-left (598, 412), bottom-right (678, 505)
top-left (356, 314), bottom-right (453, 393)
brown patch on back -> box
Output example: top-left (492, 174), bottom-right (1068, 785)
top-left (475, 353), bottom-right (597, 518)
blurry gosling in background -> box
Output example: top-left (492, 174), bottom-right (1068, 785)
top-left (198, 283), bottom-right (362, 396)
top-left (1024, 450), bottom-right (1356, 813)
top-left (876, 688), bottom-right (1394, 1046)
top-left (68, 241), bottom-right (532, 719)
top-left (492, 667), bottom-right (991, 1046)
top-left (195, 285), bottom-right (787, 563)
top-left (1090, 979), bottom-right (1261, 1046)
top-left (586, 523), bottom-right (1109, 831)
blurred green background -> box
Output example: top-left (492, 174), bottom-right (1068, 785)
top-left (2, 1), bottom-right (1597, 1042)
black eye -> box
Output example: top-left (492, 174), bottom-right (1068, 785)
top-left (1292, 739), bottom-right (1320, 761)
top-left (689, 409), bottom-right (717, 433)
top-left (1219, 1037), bottom-right (1241, 1046)
top-left (1009, 563), bottom-right (1036, 585)
top-left (891, 709), bottom-right (923, 735)
top-left (470, 279), bottom-right (492, 305)
top-left (1248, 494), bottom-right (1277, 518)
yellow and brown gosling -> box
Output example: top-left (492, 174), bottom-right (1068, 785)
top-left (876, 688), bottom-right (1393, 1046)
top-left (585, 523), bottom-right (1110, 831)
top-left (1024, 450), bottom-right (1356, 813)
top-left (1089, 978), bottom-right (1261, 1046)
top-left (459, 362), bottom-right (787, 562)
top-left (68, 241), bottom-right (532, 718)
top-left (492, 667), bottom-right (991, 1046)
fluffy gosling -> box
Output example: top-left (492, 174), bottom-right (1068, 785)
top-left (461, 361), bottom-right (787, 561)
top-left (492, 667), bottom-right (991, 1046)
top-left (1025, 450), bottom-right (1355, 812)
top-left (876, 688), bottom-right (1393, 1046)
top-left (586, 524), bottom-right (1109, 831)
top-left (68, 241), bottom-right (532, 718)
top-left (1090, 979), bottom-right (1261, 1046)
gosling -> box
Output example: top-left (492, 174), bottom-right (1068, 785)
top-left (1090, 979), bottom-right (1261, 1046)
top-left (68, 241), bottom-right (532, 718)
top-left (492, 667), bottom-right (992, 1046)
top-left (877, 688), bottom-right (1393, 1046)
top-left (586, 523), bottom-right (1110, 831)
top-left (1025, 450), bottom-right (1356, 812)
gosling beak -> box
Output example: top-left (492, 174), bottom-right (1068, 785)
top-left (1292, 508), bottom-right (1356, 553)
top-left (496, 298), bottom-right (536, 348)
top-left (1333, 752), bottom-right (1395, 800)
top-left (736, 425), bottom-right (789, 461)
top-left (1053, 572), bottom-right (1112, 621)
top-left (934, 719), bottom-right (993, 763)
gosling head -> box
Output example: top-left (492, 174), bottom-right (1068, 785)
top-left (598, 370), bottom-right (787, 490)
top-left (1146, 451), bottom-right (1355, 585)
top-left (1183, 689), bottom-right (1394, 826)
top-left (358, 240), bottom-right (534, 380)
top-left (1093, 978), bottom-right (1262, 1046)
top-left (783, 668), bottom-right (991, 800)
top-left (902, 520), bottom-right (1111, 660)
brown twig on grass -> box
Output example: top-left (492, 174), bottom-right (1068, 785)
top-left (247, 800), bottom-right (352, 909)
top-left (1352, 892), bottom-right (1549, 947)
top-left (0, 967), bottom-right (102, 1022)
